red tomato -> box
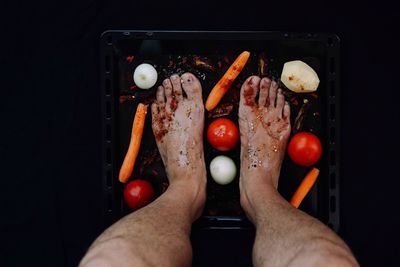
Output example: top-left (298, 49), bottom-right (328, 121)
top-left (288, 132), bottom-right (322, 167)
top-left (207, 118), bottom-right (239, 151)
top-left (123, 180), bottom-right (154, 210)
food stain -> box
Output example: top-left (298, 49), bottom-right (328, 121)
top-left (126, 55), bottom-right (134, 63)
top-left (170, 100), bottom-right (178, 111)
top-left (153, 109), bottom-right (173, 142)
top-left (244, 83), bottom-right (255, 106)
top-left (119, 95), bottom-right (135, 104)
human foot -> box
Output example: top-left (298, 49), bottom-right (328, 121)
top-left (151, 73), bottom-right (207, 213)
top-left (238, 76), bottom-right (291, 217)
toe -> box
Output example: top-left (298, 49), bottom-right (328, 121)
top-left (240, 76), bottom-right (261, 107)
top-left (156, 86), bottom-right (166, 109)
top-left (283, 101), bottom-right (291, 119)
top-left (276, 89), bottom-right (285, 116)
top-left (258, 77), bottom-right (271, 107)
top-left (170, 74), bottom-right (183, 101)
top-left (151, 102), bottom-right (159, 117)
top-left (163, 78), bottom-right (173, 112)
top-left (181, 72), bottom-right (202, 100)
top-left (268, 80), bottom-right (278, 108)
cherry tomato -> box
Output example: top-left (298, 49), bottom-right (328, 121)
top-left (123, 180), bottom-right (154, 210)
top-left (288, 132), bottom-right (322, 167)
top-left (207, 118), bottom-right (239, 151)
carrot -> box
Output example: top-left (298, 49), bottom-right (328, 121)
top-left (205, 51), bottom-right (250, 111)
top-left (290, 167), bottom-right (320, 208)
top-left (119, 103), bottom-right (148, 183)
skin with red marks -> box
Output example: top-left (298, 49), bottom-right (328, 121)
top-left (170, 100), bottom-right (178, 111)
top-left (151, 73), bottom-right (206, 183)
top-left (244, 86), bottom-right (255, 106)
top-left (152, 111), bottom-right (172, 142)
top-left (244, 77), bottom-right (256, 106)
top-left (238, 76), bottom-right (291, 190)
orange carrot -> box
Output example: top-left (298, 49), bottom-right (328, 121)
top-left (290, 168), bottom-right (320, 208)
top-left (119, 103), bottom-right (148, 183)
top-left (205, 51), bottom-right (250, 111)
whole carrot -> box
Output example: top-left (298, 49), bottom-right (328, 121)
top-left (205, 51), bottom-right (250, 111)
top-left (119, 103), bottom-right (148, 183)
top-left (290, 167), bottom-right (320, 208)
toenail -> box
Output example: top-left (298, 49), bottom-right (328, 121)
top-left (163, 79), bottom-right (169, 85)
top-left (171, 75), bottom-right (178, 80)
top-left (278, 89), bottom-right (282, 94)
top-left (248, 77), bottom-right (254, 85)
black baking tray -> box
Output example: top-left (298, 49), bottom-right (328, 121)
top-left (100, 31), bottom-right (340, 231)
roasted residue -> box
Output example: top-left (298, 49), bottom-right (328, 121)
top-left (223, 56), bottom-right (230, 65)
top-left (258, 53), bottom-right (268, 76)
top-left (138, 149), bottom-right (160, 176)
top-left (119, 95), bottom-right (135, 104)
top-left (293, 98), bottom-right (310, 133)
top-left (126, 55), bottom-right (134, 63)
top-left (208, 103), bottom-right (234, 118)
top-left (194, 56), bottom-right (215, 72)
top-left (282, 89), bottom-right (300, 107)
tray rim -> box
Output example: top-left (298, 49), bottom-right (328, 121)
top-left (100, 30), bottom-right (341, 232)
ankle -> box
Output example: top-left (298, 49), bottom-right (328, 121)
top-left (240, 179), bottom-right (280, 222)
top-left (167, 178), bottom-right (207, 220)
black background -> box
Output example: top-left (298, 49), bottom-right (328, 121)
top-left (1, 1), bottom-right (399, 266)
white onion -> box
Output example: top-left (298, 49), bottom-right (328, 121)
top-left (210, 155), bottom-right (236, 185)
top-left (133, 63), bottom-right (158, 89)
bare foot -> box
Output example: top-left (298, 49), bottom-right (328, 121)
top-left (151, 73), bottom-right (206, 217)
top-left (238, 76), bottom-right (291, 219)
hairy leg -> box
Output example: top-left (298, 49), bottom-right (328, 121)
top-left (80, 73), bottom-right (206, 267)
top-left (239, 76), bottom-right (359, 267)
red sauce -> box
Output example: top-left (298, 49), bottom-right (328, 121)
top-left (126, 55), bottom-right (134, 63)
top-left (244, 85), bottom-right (255, 106)
top-left (153, 112), bottom-right (172, 142)
top-left (170, 100), bottom-right (178, 111)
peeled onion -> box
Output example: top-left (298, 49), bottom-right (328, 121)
top-left (210, 155), bottom-right (236, 185)
top-left (280, 60), bottom-right (320, 93)
top-left (133, 63), bottom-right (158, 89)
